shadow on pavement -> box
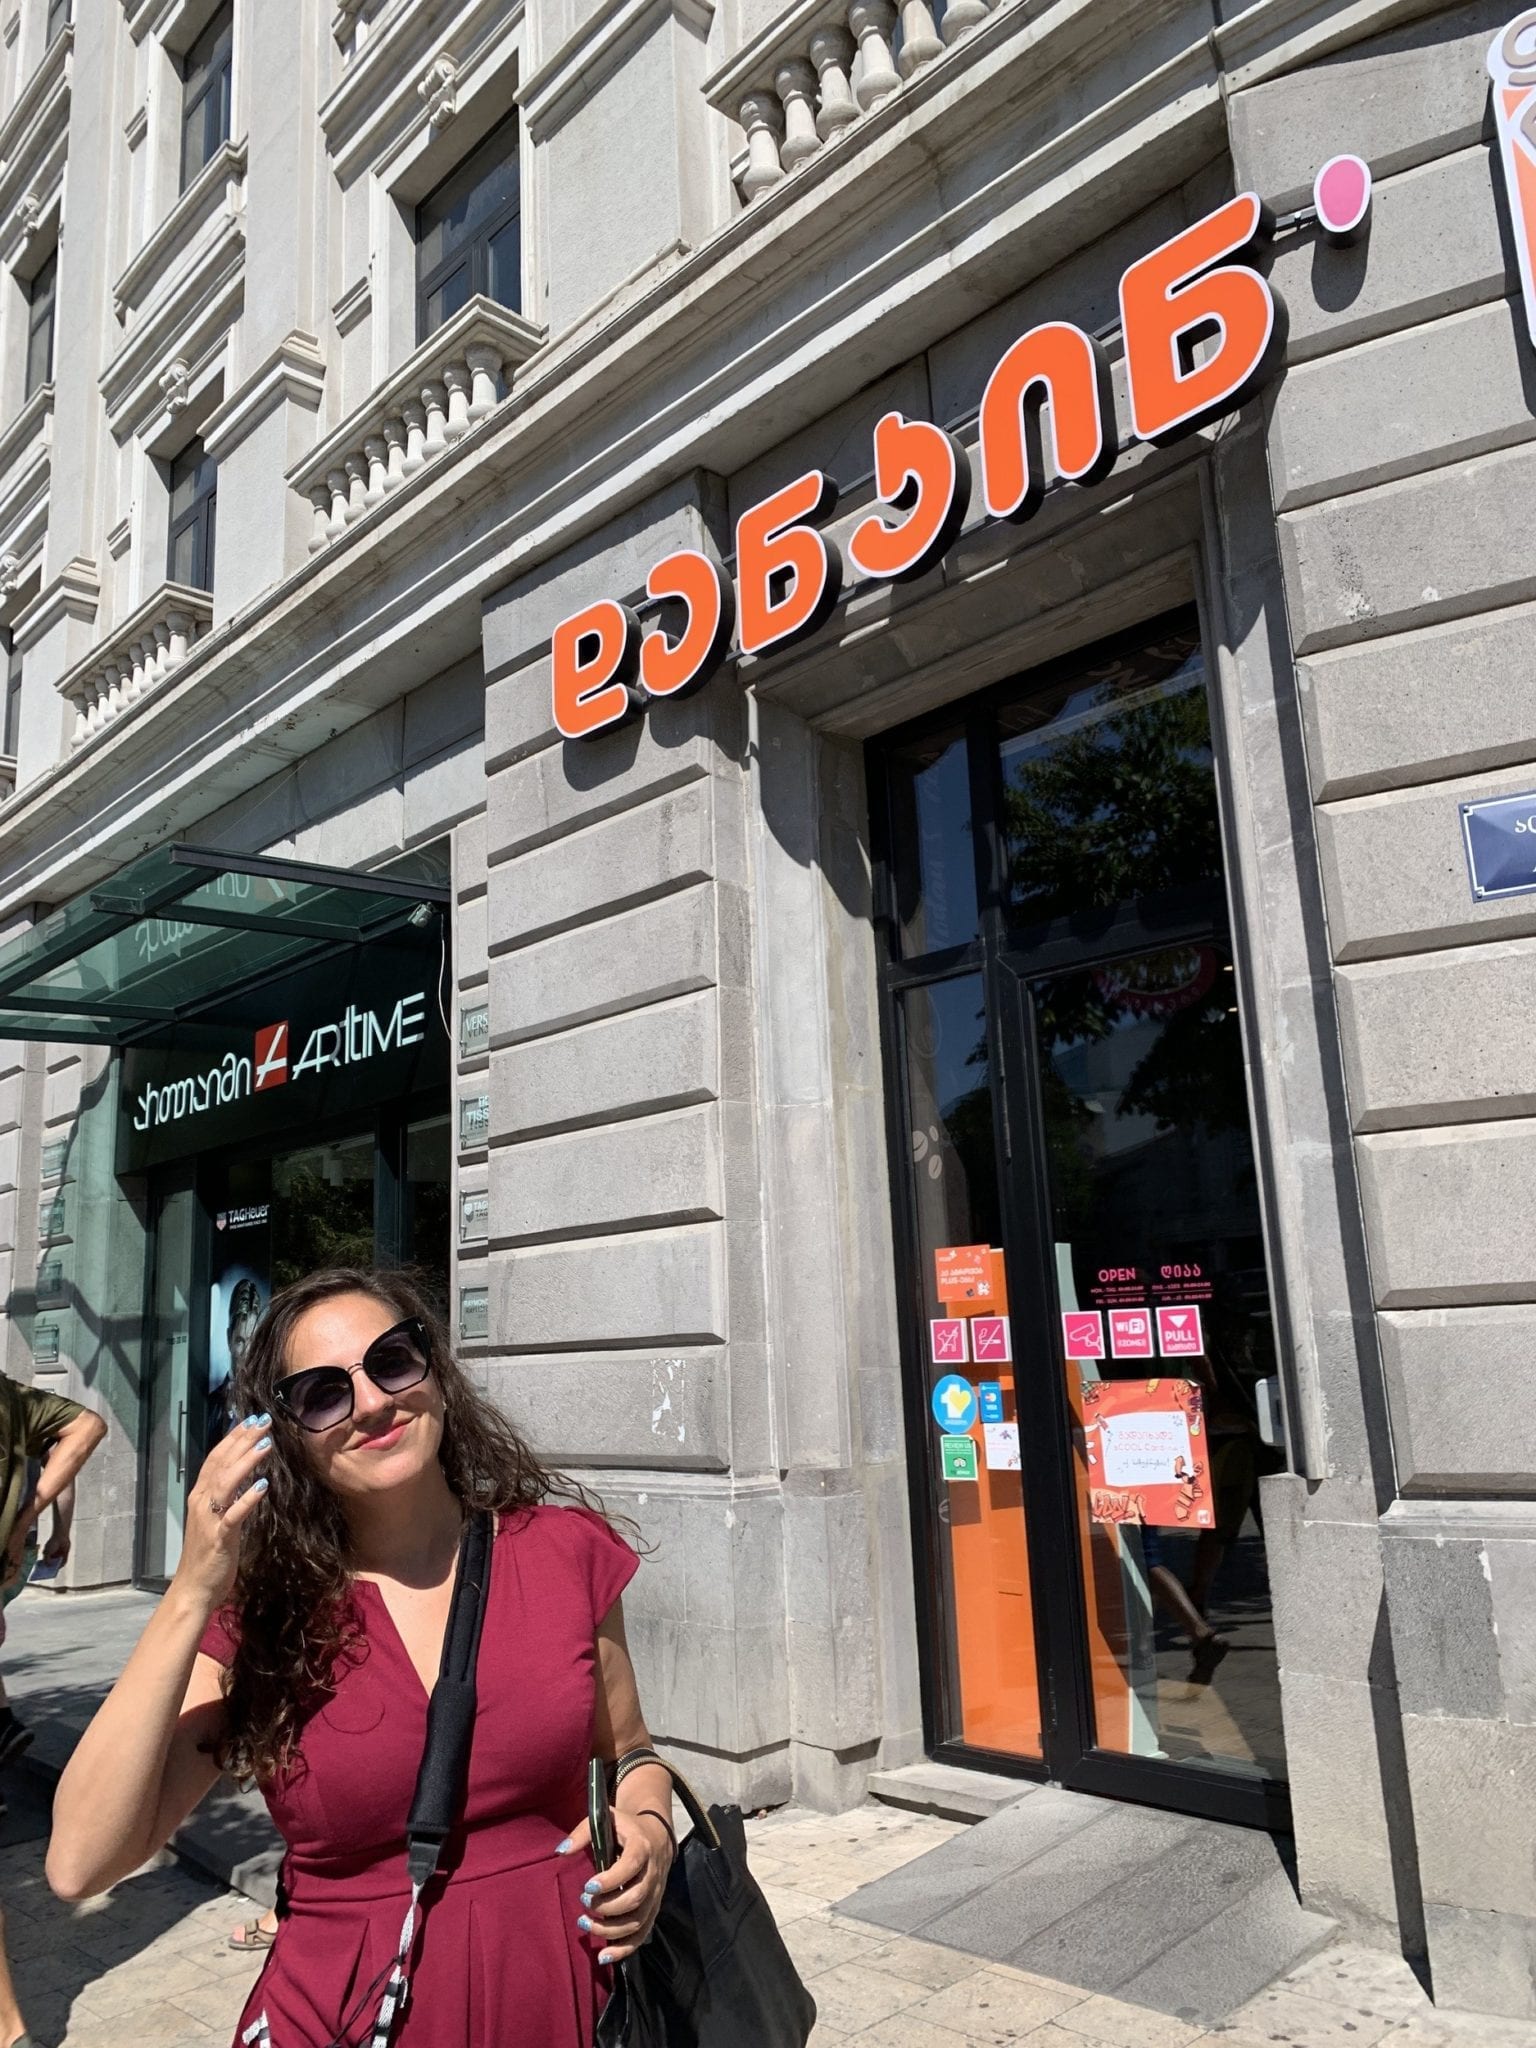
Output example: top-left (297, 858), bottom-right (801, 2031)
top-left (0, 1769), bottom-right (245, 2048)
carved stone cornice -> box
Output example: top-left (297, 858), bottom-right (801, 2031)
top-left (111, 135), bottom-right (247, 322)
top-left (13, 556), bottom-right (98, 655)
top-left (318, 0), bottom-right (521, 185)
top-left (201, 330), bottom-right (326, 462)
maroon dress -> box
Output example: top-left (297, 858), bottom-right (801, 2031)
top-left (200, 1505), bottom-right (638, 2047)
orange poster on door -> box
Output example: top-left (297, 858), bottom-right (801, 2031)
top-left (1081, 1378), bottom-right (1211, 1529)
top-left (935, 1244), bottom-right (996, 1310)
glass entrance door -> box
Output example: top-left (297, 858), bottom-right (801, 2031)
top-left (1005, 941), bottom-right (1286, 1806)
top-left (140, 1103), bottom-right (452, 1583)
top-left (874, 611), bottom-right (1289, 1828)
top-left (140, 1175), bottom-right (203, 1581)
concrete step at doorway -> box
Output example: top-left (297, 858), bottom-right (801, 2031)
top-left (838, 1778), bottom-right (1336, 2027)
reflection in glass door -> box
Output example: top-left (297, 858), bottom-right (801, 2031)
top-left (1020, 940), bottom-right (1284, 1785)
top-left (874, 610), bottom-right (1290, 1828)
top-left (141, 1179), bottom-right (200, 1582)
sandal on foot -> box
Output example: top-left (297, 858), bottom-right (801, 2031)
top-left (228, 1919), bottom-right (277, 1952)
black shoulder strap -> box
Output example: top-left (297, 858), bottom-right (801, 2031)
top-left (404, 1509), bottom-right (493, 1888)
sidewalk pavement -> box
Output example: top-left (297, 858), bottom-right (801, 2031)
top-left (3, 1587), bottom-right (1530, 2046)
top-left (0, 1783), bottom-right (1528, 2047)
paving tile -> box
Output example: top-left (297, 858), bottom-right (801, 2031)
top-left (806, 1959), bottom-right (936, 2033)
top-left (1374, 2018), bottom-right (1536, 2048)
top-left (1277, 1943), bottom-right (1434, 2022)
top-left (908, 1966), bottom-right (1081, 2044)
top-left (849, 2012), bottom-right (978, 2045)
top-left (1222, 1983), bottom-right (1400, 2046)
top-left (1053, 1991), bottom-right (1208, 2047)
top-left (844, 1928), bottom-right (984, 1991)
top-left (782, 1911), bottom-right (887, 1977)
top-left (763, 1881), bottom-right (841, 1926)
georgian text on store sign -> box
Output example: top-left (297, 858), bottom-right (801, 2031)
top-left (130, 992), bottom-right (429, 1133)
top-left (550, 184), bottom-right (1358, 739)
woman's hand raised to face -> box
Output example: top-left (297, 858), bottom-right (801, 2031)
top-left (174, 1414), bottom-right (274, 1613)
top-left (562, 1808), bottom-right (674, 1966)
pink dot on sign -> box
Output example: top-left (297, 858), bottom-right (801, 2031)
top-left (1314, 154), bottom-right (1372, 242)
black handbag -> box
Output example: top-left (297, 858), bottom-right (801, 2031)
top-left (591, 1758), bottom-right (817, 2048)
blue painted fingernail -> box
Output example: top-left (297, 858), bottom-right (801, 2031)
top-left (583, 1882), bottom-right (600, 1899)
top-left (598, 1951), bottom-right (613, 1967)
top-left (256, 1437), bottom-right (272, 1452)
top-left (251, 1477), bottom-right (269, 1494)
top-left (255, 1412), bottom-right (271, 1426)
top-left (242, 1415), bottom-right (260, 1428)
top-left (556, 1839), bottom-right (572, 1855)
top-left (577, 1915), bottom-right (592, 1933)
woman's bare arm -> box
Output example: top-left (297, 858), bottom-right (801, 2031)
top-left (563, 1599), bottom-right (675, 1964)
top-left (48, 1602), bottom-right (228, 1898)
top-left (47, 1421), bottom-right (272, 1900)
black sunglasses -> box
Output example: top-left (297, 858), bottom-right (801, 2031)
top-left (272, 1317), bottom-right (432, 1434)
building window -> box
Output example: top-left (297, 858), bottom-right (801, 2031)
top-left (45, 0), bottom-right (71, 46)
top-left (1, 633), bottom-right (20, 759)
top-left (415, 112), bottom-right (521, 342)
top-left (24, 249), bottom-right (56, 399)
top-left (167, 439), bottom-right (217, 592)
top-left (180, 3), bottom-right (233, 192)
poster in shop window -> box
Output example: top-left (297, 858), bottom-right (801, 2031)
top-left (206, 1205), bottom-right (271, 1452)
top-left (934, 1245), bottom-right (996, 1310)
top-left (1081, 1378), bottom-right (1213, 1529)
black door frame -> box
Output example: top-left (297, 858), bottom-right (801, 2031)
top-left (869, 607), bottom-right (1292, 1833)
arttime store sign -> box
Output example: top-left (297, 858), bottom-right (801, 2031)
top-left (118, 941), bottom-right (447, 1172)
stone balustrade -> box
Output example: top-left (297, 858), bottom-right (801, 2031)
top-left (706, 0), bottom-right (997, 205)
top-left (289, 297), bottom-right (543, 555)
top-left (57, 582), bottom-right (212, 749)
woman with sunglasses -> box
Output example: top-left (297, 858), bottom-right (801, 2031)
top-left (47, 1269), bottom-right (675, 2047)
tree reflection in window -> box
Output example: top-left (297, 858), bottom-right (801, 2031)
top-left (999, 632), bottom-right (1220, 927)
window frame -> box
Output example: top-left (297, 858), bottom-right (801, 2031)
top-left (45, 0), bottom-right (71, 47)
top-left (413, 111), bottom-right (522, 344)
top-left (24, 247), bottom-right (56, 401)
top-left (165, 438), bottom-right (218, 594)
top-left (179, 2), bottom-right (234, 195)
top-left (1, 630), bottom-right (21, 760)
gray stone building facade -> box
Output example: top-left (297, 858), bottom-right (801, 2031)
top-left (0, 0), bottom-right (1529, 2022)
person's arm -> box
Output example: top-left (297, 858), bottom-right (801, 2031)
top-left (3, 1409), bottom-right (107, 1584)
top-left (4, 1406), bottom-right (105, 1583)
top-left (559, 1602), bottom-right (674, 1965)
top-left (46, 1418), bottom-right (272, 1901)
top-left (41, 1479), bottom-right (75, 1566)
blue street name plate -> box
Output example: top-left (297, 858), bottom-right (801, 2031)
top-left (1461, 792), bottom-right (1536, 901)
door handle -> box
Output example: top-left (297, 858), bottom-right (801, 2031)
top-left (174, 1399), bottom-right (185, 1484)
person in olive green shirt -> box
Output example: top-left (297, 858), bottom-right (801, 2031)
top-left (0, 1378), bottom-right (105, 2048)
top-left (0, 1378), bottom-right (107, 1763)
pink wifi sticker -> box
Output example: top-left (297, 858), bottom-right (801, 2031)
top-left (1314, 154), bottom-right (1372, 245)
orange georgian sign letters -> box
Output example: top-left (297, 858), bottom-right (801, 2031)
top-left (552, 189), bottom-right (1291, 741)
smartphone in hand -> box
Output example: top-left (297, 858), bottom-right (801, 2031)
top-left (587, 1758), bottom-right (616, 1873)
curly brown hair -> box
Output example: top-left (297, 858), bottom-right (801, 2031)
top-left (213, 1267), bottom-right (602, 1785)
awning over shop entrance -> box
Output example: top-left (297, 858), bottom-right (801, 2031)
top-left (0, 844), bottom-right (451, 1048)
